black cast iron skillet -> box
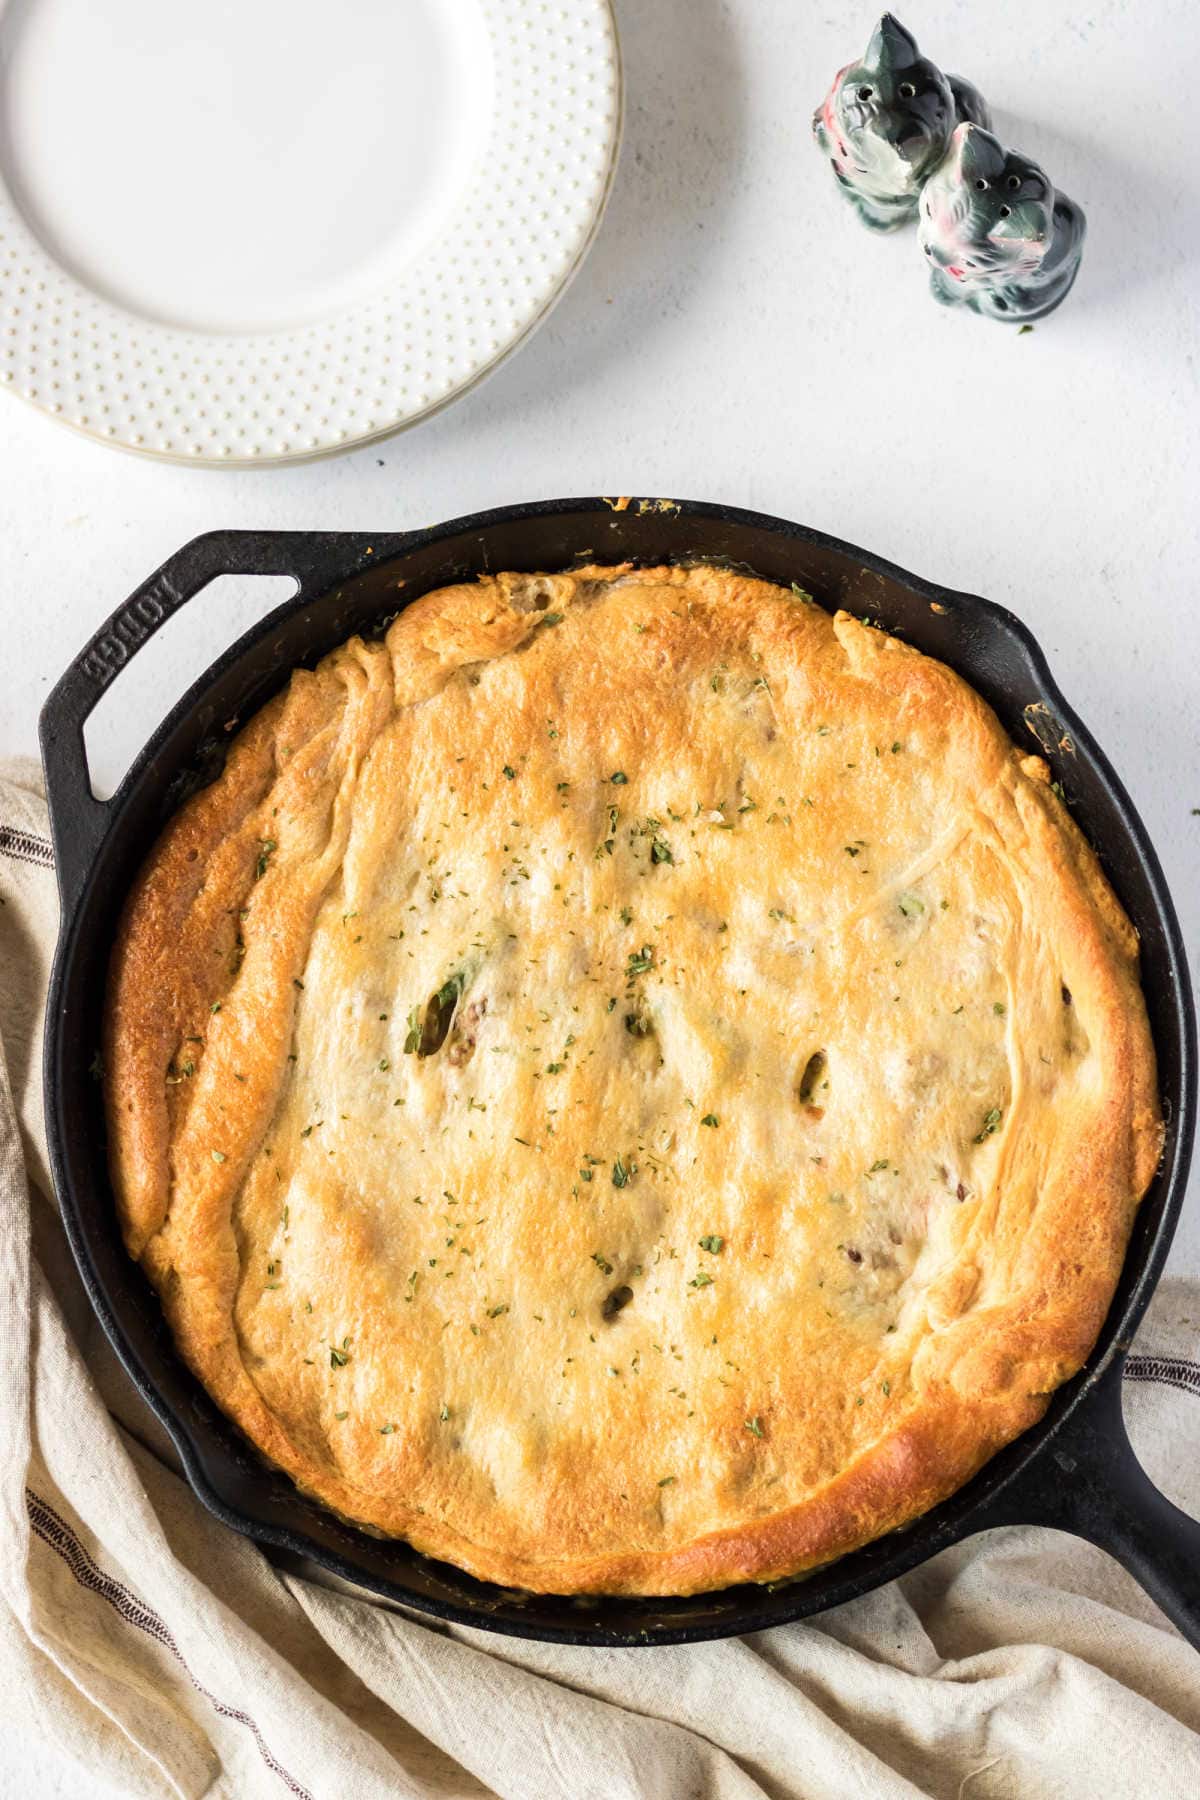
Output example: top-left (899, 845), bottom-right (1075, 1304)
top-left (40, 497), bottom-right (1198, 1648)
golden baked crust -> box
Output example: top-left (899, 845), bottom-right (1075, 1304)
top-left (105, 565), bottom-right (1161, 1594)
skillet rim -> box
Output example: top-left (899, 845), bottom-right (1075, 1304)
top-left (39, 496), bottom-right (1195, 1645)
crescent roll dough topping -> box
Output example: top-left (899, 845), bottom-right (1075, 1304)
top-left (105, 565), bottom-right (1160, 1594)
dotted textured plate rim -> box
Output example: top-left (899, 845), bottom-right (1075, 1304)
top-left (0, 0), bottom-right (622, 469)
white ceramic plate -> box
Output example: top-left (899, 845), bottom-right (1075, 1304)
top-left (0, 0), bottom-right (620, 465)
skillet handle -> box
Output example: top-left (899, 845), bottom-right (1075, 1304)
top-left (37, 530), bottom-right (372, 910)
top-left (1003, 1361), bottom-right (1200, 1648)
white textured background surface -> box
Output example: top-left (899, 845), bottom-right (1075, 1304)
top-left (0, 3), bottom-right (1197, 1793)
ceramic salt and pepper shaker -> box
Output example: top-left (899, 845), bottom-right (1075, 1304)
top-left (918, 123), bottom-right (1087, 322)
top-left (812, 13), bottom-right (990, 231)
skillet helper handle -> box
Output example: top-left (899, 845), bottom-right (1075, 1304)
top-left (38, 530), bottom-right (359, 911)
top-left (1014, 1363), bottom-right (1200, 1649)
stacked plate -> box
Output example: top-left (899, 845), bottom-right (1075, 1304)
top-left (0, 0), bottom-right (621, 464)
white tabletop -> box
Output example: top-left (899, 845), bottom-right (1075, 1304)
top-left (1, 7), bottom-right (1197, 1279)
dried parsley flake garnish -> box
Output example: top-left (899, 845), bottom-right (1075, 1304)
top-left (974, 1107), bottom-right (1003, 1143)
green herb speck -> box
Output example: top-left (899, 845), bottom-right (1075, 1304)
top-left (974, 1106), bottom-right (1003, 1143)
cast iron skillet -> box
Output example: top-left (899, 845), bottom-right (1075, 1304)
top-left (40, 497), bottom-right (1198, 1648)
